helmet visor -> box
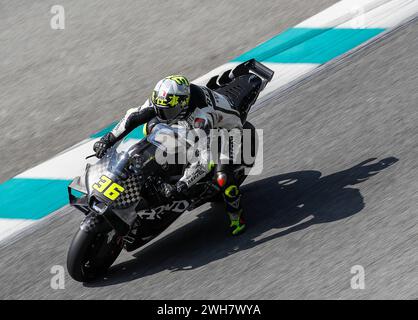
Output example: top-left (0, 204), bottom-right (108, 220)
top-left (153, 104), bottom-right (182, 121)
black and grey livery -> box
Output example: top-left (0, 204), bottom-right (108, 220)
top-left (67, 59), bottom-right (274, 282)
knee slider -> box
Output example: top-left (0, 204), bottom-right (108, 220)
top-left (224, 185), bottom-right (239, 198)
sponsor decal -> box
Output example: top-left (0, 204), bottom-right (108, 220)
top-left (138, 200), bottom-right (190, 220)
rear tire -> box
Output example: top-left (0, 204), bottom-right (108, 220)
top-left (67, 218), bottom-right (123, 282)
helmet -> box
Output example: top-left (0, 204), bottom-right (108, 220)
top-left (151, 75), bottom-right (190, 122)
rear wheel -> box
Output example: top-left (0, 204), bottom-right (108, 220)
top-left (67, 217), bottom-right (123, 282)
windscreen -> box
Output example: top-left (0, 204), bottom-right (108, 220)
top-left (147, 123), bottom-right (189, 154)
top-left (86, 124), bottom-right (189, 192)
top-left (86, 138), bottom-right (143, 192)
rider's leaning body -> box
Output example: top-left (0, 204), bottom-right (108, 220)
top-left (93, 75), bottom-right (246, 235)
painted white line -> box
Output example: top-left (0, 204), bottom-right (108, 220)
top-left (17, 138), bottom-right (144, 180)
top-left (297, 0), bottom-right (417, 28)
top-left (0, 219), bottom-right (35, 243)
top-left (193, 62), bottom-right (240, 85)
top-left (261, 63), bottom-right (318, 96)
top-left (17, 139), bottom-right (100, 180)
top-left (337, 0), bottom-right (418, 28)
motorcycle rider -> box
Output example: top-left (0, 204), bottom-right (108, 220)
top-left (93, 75), bottom-right (246, 236)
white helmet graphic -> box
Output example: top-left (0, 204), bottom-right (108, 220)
top-left (151, 75), bottom-right (191, 121)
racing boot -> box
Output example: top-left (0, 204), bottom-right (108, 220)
top-left (224, 185), bottom-right (246, 236)
top-left (227, 209), bottom-right (246, 236)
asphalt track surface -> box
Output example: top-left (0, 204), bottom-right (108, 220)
top-left (0, 0), bottom-right (336, 183)
top-left (1, 2), bottom-right (418, 299)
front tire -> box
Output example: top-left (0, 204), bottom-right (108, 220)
top-left (67, 217), bottom-right (123, 282)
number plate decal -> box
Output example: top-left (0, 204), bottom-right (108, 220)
top-left (93, 175), bottom-right (125, 200)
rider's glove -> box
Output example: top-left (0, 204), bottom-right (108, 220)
top-left (161, 181), bottom-right (188, 199)
top-left (176, 181), bottom-right (188, 194)
top-left (160, 182), bottom-right (175, 199)
top-left (93, 132), bottom-right (117, 159)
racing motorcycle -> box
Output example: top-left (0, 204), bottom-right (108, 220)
top-left (66, 59), bottom-right (274, 282)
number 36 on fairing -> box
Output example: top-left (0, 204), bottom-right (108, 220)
top-left (92, 175), bottom-right (125, 201)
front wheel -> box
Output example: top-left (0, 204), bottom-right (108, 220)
top-left (67, 217), bottom-right (123, 282)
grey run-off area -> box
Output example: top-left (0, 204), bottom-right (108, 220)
top-left (0, 0), bottom-right (336, 182)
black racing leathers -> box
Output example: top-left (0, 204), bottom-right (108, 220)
top-left (93, 84), bottom-right (244, 229)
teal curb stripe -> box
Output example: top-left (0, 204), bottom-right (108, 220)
top-left (90, 122), bottom-right (145, 140)
top-left (0, 126), bottom-right (146, 221)
top-left (233, 28), bottom-right (385, 64)
top-left (124, 125), bottom-right (145, 140)
top-left (0, 178), bottom-right (72, 220)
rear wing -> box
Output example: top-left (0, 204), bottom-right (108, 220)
top-left (206, 59), bottom-right (274, 90)
top-left (232, 59), bottom-right (274, 82)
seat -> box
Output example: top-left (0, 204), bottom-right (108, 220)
top-left (215, 74), bottom-right (262, 122)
